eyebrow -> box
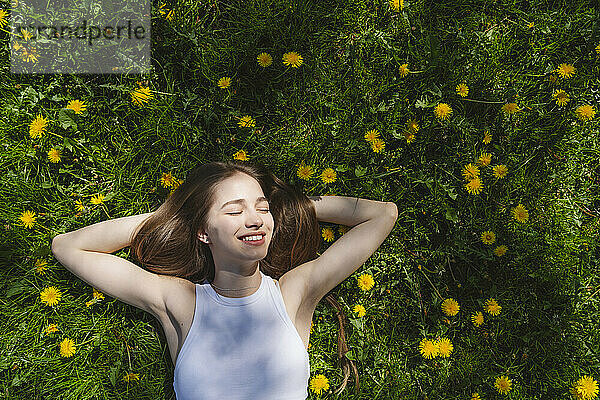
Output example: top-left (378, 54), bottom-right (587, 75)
top-left (220, 196), bottom-right (269, 209)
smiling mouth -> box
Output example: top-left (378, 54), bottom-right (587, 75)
top-left (238, 234), bottom-right (265, 242)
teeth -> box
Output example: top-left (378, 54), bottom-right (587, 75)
top-left (241, 235), bottom-right (263, 241)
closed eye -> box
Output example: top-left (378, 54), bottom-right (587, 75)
top-left (227, 209), bottom-right (270, 215)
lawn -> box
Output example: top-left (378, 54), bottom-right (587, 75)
top-left (1, 0), bottom-right (599, 399)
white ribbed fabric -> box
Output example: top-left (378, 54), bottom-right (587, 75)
top-left (173, 270), bottom-right (310, 400)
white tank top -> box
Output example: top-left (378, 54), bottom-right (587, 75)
top-left (173, 270), bottom-right (310, 400)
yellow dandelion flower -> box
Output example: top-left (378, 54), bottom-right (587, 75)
top-left (441, 298), bottom-right (460, 316)
top-left (59, 338), bottom-right (76, 357)
top-left (282, 51), bottom-right (303, 68)
top-left (556, 63), bottom-right (576, 79)
top-left (338, 225), bottom-right (349, 235)
top-left (23, 47), bottom-right (39, 63)
top-left (296, 163), bottom-right (314, 180)
top-left (465, 177), bottom-right (483, 195)
top-left (34, 259), bottom-right (48, 275)
top-left (471, 311), bottom-right (484, 327)
top-left (435, 337), bottom-right (453, 357)
top-left (477, 153), bottom-right (492, 166)
top-left (173, 179), bottom-right (183, 190)
top-left (570, 385), bottom-right (582, 399)
top-left (66, 100), bottom-right (87, 114)
top-left (462, 163), bottom-right (480, 181)
top-left (257, 52), bottom-right (272, 67)
top-left (90, 193), bottom-right (105, 205)
top-left (399, 63), bottom-right (410, 78)
top-left (233, 150), bottom-right (249, 160)
top-left (407, 119), bottom-right (419, 133)
top-left (527, 21), bottom-right (534, 29)
top-left (495, 375), bottom-right (512, 394)
top-left (574, 375), bottom-right (599, 400)
top-left (492, 164), bottom-right (508, 179)
top-left (40, 286), bottom-right (61, 306)
top-left (45, 323), bottom-right (58, 335)
top-left (364, 129), bottom-right (380, 142)
top-left (511, 203), bottom-right (529, 223)
top-left (456, 83), bottom-right (469, 97)
top-left (483, 130), bottom-right (492, 144)
top-left (122, 372), bottom-right (140, 382)
top-left (357, 273), bottom-right (375, 291)
top-left (484, 298), bottom-right (502, 316)
top-left (403, 130), bottom-right (416, 143)
top-left (92, 288), bottom-right (104, 300)
top-left (322, 227), bottom-right (335, 242)
top-left (160, 172), bottom-right (176, 188)
top-left (0, 9), bottom-right (8, 28)
top-left (434, 103), bottom-right (452, 120)
top-left (389, 0), bottom-right (404, 11)
top-left (75, 199), bottom-right (85, 212)
top-left (217, 77), bottom-right (231, 89)
top-left (157, 3), bottom-right (173, 19)
top-left (494, 245), bottom-right (508, 257)
top-left (418, 338), bottom-right (439, 359)
top-left (19, 210), bottom-right (36, 229)
top-left (48, 148), bottom-right (61, 163)
top-left (494, 245), bottom-right (508, 256)
top-left (596, 44), bottom-right (600, 55)
top-left (29, 114), bottom-right (48, 139)
top-left (353, 304), bottom-right (366, 317)
top-left (501, 102), bottom-right (521, 115)
top-left (237, 115), bottom-right (255, 128)
top-left (320, 167), bottom-right (337, 184)
top-left (370, 138), bottom-right (385, 153)
top-left (130, 86), bottom-right (153, 106)
top-left (309, 374), bottom-right (329, 395)
top-left (21, 28), bottom-right (32, 41)
top-left (481, 231), bottom-right (496, 244)
top-left (575, 105), bottom-right (596, 121)
top-left (13, 41), bottom-right (22, 51)
top-left (553, 89), bottom-right (570, 106)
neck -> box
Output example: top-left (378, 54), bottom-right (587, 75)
top-left (210, 261), bottom-right (262, 297)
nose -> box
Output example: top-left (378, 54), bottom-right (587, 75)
top-left (245, 209), bottom-right (264, 228)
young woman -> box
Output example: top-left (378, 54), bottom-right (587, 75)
top-left (51, 160), bottom-right (398, 400)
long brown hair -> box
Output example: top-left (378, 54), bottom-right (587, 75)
top-left (129, 159), bottom-right (359, 395)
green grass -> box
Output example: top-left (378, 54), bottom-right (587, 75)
top-left (1, 0), bottom-right (600, 398)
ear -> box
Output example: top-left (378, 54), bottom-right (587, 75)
top-left (197, 231), bottom-right (211, 244)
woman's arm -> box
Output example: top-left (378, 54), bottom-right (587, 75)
top-left (52, 212), bottom-right (154, 253)
top-left (308, 195), bottom-right (395, 227)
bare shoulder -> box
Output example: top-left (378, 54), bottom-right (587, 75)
top-left (155, 274), bottom-right (197, 322)
top-left (278, 260), bottom-right (318, 313)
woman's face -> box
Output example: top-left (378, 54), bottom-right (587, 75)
top-left (199, 173), bottom-right (274, 262)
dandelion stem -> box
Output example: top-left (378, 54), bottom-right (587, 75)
top-left (370, 167), bottom-right (403, 179)
top-left (273, 66), bottom-right (291, 81)
top-left (150, 90), bottom-right (175, 96)
top-left (48, 131), bottom-right (65, 140)
top-left (36, 224), bottom-right (52, 232)
top-left (418, 267), bottom-right (444, 302)
top-left (101, 204), bottom-right (111, 219)
top-left (460, 98), bottom-right (505, 104)
top-left (577, 286), bottom-right (600, 311)
top-left (0, 26), bottom-right (22, 38)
